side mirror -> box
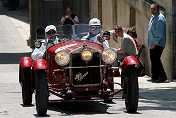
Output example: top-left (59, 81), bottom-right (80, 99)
top-left (103, 31), bottom-right (110, 40)
top-left (34, 41), bottom-right (42, 48)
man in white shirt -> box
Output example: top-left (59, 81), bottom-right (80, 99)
top-left (60, 7), bottom-right (79, 25)
top-left (31, 25), bottom-right (59, 60)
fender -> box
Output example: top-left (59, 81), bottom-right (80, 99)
top-left (34, 59), bottom-right (47, 70)
top-left (123, 56), bottom-right (139, 66)
top-left (20, 57), bottom-right (33, 68)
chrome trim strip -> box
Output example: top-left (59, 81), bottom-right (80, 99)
top-left (72, 83), bottom-right (102, 87)
top-left (53, 65), bottom-right (108, 72)
top-left (66, 65), bottom-right (107, 69)
top-left (53, 66), bottom-right (119, 72)
top-left (110, 67), bottom-right (119, 69)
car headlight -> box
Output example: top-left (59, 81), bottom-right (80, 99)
top-left (81, 50), bottom-right (93, 62)
top-left (102, 48), bottom-right (117, 64)
top-left (55, 50), bottom-right (70, 66)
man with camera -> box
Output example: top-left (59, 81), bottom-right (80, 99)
top-left (60, 7), bottom-right (79, 25)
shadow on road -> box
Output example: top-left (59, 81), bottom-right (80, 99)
top-left (32, 89), bottom-right (124, 117)
top-left (0, 52), bottom-right (31, 64)
top-left (47, 101), bottom-right (111, 116)
top-left (20, 104), bottom-right (35, 107)
top-left (139, 87), bottom-right (176, 111)
top-left (0, 1), bottom-right (29, 24)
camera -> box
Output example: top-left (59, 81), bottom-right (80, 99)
top-left (66, 15), bottom-right (69, 18)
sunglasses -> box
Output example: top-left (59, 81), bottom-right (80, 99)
top-left (46, 30), bottom-right (56, 35)
top-left (90, 26), bottom-right (101, 31)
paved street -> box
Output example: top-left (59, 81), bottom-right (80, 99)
top-left (0, 2), bottom-right (176, 118)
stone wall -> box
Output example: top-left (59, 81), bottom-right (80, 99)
top-left (89, 0), bottom-right (175, 79)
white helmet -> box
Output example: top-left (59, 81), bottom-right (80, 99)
top-left (45, 25), bottom-right (56, 33)
top-left (89, 18), bottom-right (101, 26)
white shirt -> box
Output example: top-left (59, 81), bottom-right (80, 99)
top-left (31, 38), bottom-right (59, 60)
top-left (82, 33), bottom-right (109, 49)
top-left (60, 16), bottom-right (79, 23)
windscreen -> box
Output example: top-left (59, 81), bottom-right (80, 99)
top-left (56, 25), bottom-right (73, 41)
top-left (73, 24), bottom-right (90, 41)
top-left (55, 24), bottom-right (102, 42)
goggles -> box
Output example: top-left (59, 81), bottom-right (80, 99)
top-left (115, 30), bottom-right (120, 34)
top-left (46, 30), bottom-right (56, 35)
top-left (90, 25), bottom-right (101, 31)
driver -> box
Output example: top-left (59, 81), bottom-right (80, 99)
top-left (83, 18), bottom-right (109, 49)
top-left (31, 25), bottom-right (59, 60)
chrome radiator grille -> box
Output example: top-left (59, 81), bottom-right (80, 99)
top-left (71, 52), bottom-right (102, 86)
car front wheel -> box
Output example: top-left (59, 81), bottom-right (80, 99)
top-left (21, 67), bottom-right (32, 105)
top-left (125, 65), bottom-right (139, 113)
top-left (35, 70), bottom-right (48, 116)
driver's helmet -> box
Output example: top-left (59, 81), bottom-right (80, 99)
top-left (89, 18), bottom-right (101, 26)
top-left (89, 18), bottom-right (102, 38)
top-left (45, 25), bottom-right (57, 40)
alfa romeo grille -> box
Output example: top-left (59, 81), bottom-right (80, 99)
top-left (71, 52), bottom-right (101, 86)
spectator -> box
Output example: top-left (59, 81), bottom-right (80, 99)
top-left (60, 7), bottom-right (79, 25)
top-left (148, 4), bottom-right (167, 82)
top-left (115, 25), bottom-right (137, 62)
top-left (127, 28), bottom-right (142, 50)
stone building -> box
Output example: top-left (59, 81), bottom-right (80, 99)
top-left (89, 0), bottom-right (176, 79)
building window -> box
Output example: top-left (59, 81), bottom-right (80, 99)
top-left (130, 6), bottom-right (136, 27)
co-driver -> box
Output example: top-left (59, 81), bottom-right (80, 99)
top-left (82, 18), bottom-right (109, 49)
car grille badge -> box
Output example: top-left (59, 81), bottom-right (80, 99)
top-left (74, 72), bottom-right (88, 82)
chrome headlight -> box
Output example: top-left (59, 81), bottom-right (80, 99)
top-left (81, 50), bottom-right (93, 62)
top-left (55, 50), bottom-right (70, 66)
top-left (102, 48), bottom-right (117, 64)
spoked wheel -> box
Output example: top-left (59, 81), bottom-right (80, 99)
top-left (21, 67), bottom-right (32, 105)
top-left (35, 70), bottom-right (48, 116)
top-left (125, 65), bottom-right (139, 113)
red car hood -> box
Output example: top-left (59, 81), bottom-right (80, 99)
top-left (47, 41), bottom-right (103, 54)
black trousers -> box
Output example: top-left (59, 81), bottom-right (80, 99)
top-left (150, 45), bottom-right (167, 80)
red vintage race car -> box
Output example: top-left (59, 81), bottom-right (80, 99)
top-left (19, 24), bottom-right (139, 116)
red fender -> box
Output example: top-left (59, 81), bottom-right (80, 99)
top-left (33, 59), bottom-right (47, 70)
top-left (123, 56), bottom-right (139, 66)
top-left (20, 57), bottom-right (33, 68)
